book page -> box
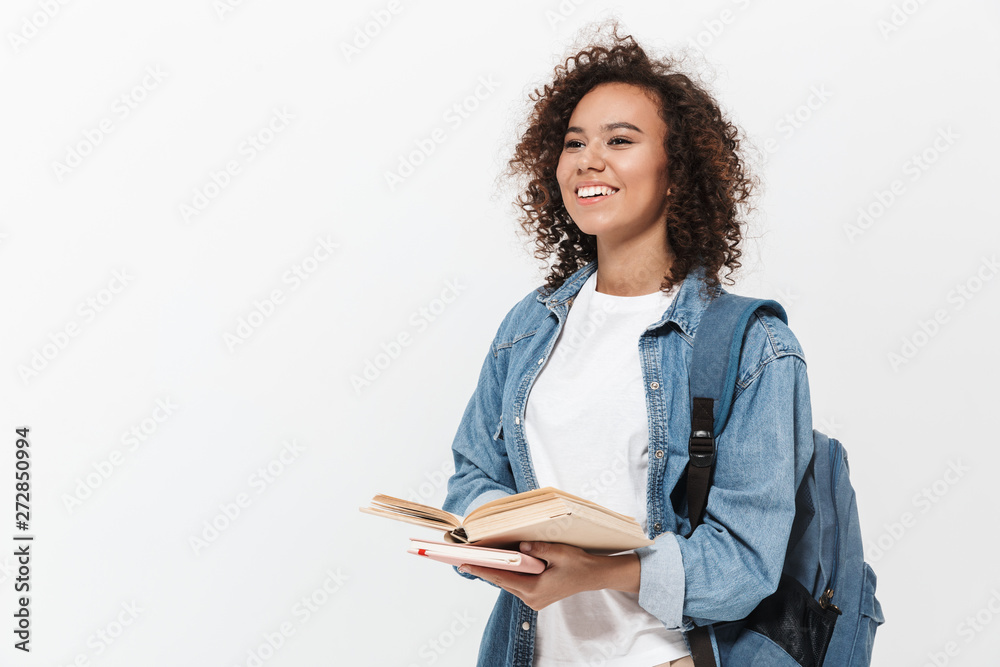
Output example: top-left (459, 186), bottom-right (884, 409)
top-left (367, 493), bottom-right (462, 527)
top-left (467, 486), bottom-right (639, 524)
top-left (358, 506), bottom-right (455, 532)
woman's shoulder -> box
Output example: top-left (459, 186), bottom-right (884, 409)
top-left (727, 302), bottom-right (808, 397)
top-left (488, 285), bottom-right (554, 350)
top-left (717, 307), bottom-right (810, 414)
top-left (690, 280), bottom-right (806, 365)
top-left (746, 306), bottom-right (806, 365)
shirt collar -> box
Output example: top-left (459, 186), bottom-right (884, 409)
top-left (536, 259), bottom-right (722, 338)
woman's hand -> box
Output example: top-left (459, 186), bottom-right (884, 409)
top-left (458, 541), bottom-right (640, 611)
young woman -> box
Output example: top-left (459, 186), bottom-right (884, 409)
top-left (442, 24), bottom-right (813, 667)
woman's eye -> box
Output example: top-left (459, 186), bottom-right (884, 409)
top-left (564, 137), bottom-right (631, 148)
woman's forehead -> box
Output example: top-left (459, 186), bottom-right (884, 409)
top-left (569, 83), bottom-right (665, 133)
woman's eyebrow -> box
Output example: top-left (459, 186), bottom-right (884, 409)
top-left (565, 121), bottom-right (644, 135)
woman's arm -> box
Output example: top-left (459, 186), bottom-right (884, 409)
top-left (453, 318), bottom-right (811, 623)
top-left (636, 349), bottom-right (813, 630)
top-left (442, 341), bottom-right (518, 516)
top-left (441, 339), bottom-right (519, 586)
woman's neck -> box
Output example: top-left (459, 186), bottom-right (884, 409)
top-left (594, 238), bottom-right (675, 297)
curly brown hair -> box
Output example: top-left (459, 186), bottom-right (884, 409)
top-left (505, 21), bottom-right (756, 296)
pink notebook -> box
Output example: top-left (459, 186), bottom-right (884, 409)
top-left (408, 537), bottom-right (547, 574)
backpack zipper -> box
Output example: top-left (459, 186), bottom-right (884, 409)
top-left (819, 588), bottom-right (841, 614)
top-left (821, 438), bottom-right (844, 615)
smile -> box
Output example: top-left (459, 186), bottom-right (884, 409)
top-left (575, 185), bottom-right (619, 205)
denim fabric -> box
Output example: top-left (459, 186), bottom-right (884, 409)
top-left (442, 259), bottom-right (814, 667)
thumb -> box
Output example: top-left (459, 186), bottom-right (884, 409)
top-left (520, 541), bottom-right (542, 555)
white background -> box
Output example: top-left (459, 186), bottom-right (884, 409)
top-left (2, 1), bottom-right (998, 665)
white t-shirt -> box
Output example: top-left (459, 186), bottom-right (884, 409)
top-left (525, 271), bottom-right (689, 666)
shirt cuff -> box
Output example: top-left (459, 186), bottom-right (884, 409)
top-left (635, 531), bottom-right (689, 631)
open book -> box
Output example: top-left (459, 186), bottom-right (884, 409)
top-left (360, 486), bottom-right (653, 555)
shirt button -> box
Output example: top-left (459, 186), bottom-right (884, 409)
top-left (515, 416), bottom-right (520, 425)
top-left (522, 621), bottom-right (530, 631)
top-left (654, 522), bottom-right (662, 532)
top-left (654, 450), bottom-right (664, 459)
top-left (650, 381), bottom-right (660, 389)
top-left (537, 358), bottom-right (544, 364)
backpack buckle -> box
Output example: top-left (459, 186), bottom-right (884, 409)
top-left (688, 430), bottom-right (716, 468)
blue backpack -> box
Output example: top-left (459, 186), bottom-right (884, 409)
top-left (684, 294), bottom-right (885, 666)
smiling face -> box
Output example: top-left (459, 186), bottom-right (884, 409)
top-left (556, 82), bottom-right (671, 247)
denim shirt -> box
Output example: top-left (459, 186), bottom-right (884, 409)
top-left (442, 259), bottom-right (814, 667)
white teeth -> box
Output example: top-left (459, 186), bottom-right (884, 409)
top-left (577, 185), bottom-right (618, 198)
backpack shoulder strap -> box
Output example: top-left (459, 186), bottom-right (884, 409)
top-left (686, 294), bottom-right (787, 534)
top-left (686, 294), bottom-right (787, 667)
top-left (689, 294), bottom-right (788, 436)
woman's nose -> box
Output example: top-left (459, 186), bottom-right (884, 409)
top-left (576, 145), bottom-right (605, 171)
